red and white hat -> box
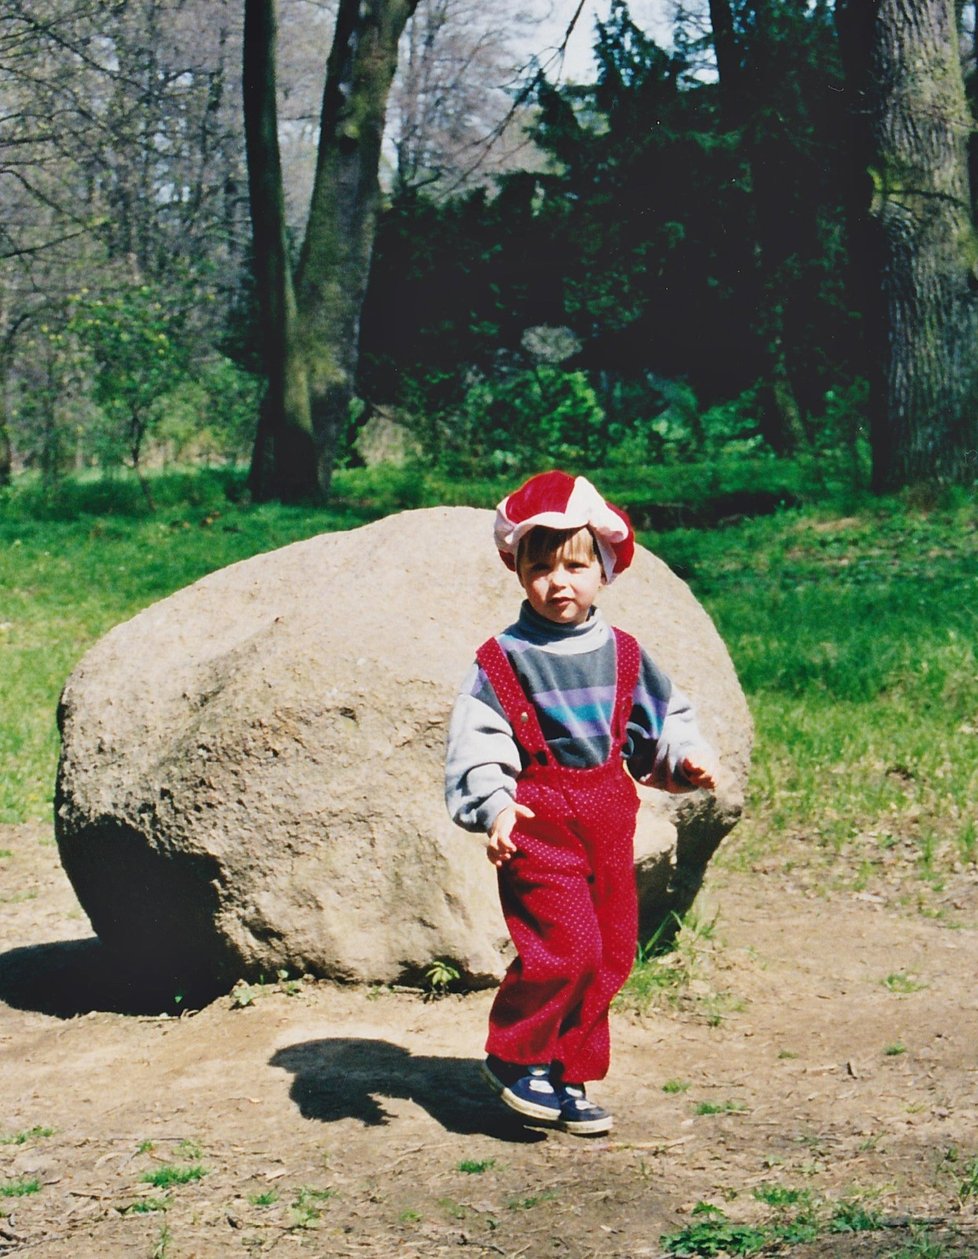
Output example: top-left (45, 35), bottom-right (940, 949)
top-left (493, 470), bottom-right (635, 584)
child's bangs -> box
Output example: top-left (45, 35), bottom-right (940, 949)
top-left (519, 525), bottom-right (597, 569)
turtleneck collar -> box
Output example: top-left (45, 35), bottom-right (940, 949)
top-left (516, 600), bottom-right (606, 642)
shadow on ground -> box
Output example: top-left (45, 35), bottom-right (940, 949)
top-left (271, 1037), bottom-right (548, 1144)
top-left (0, 937), bottom-right (202, 1017)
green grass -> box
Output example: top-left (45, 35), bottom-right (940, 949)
top-left (884, 972), bottom-right (927, 994)
top-left (506, 1189), bottom-right (557, 1210)
top-left (2, 463), bottom-right (976, 915)
top-left (753, 1185), bottom-right (813, 1208)
top-left (119, 1196), bottom-right (170, 1215)
top-left (940, 1148), bottom-right (978, 1206)
top-left (290, 1185), bottom-right (336, 1228)
top-left (888, 1227), bottom-right (953, 1258)
top-left (663, 1190), bottom-right (888, 1256)
top-left (457, 1158), bottom-right (496, 1174)
top-left (662, 1202), bottom-right (767, 1256)
top-left (140, 1164), bottom-right (207, 1188)
top-left (0, 1125), bottom-right (54, 1145)
top-left (828, 1200), bottom-right (884, 1233)
top-left (152, 1223), bottom-right (172, 1259)
top-left (650, 495), bottom-right (978, 896)
top-left (695, 1099), bottom-right (747, 1116)
top-left (617, 910), bottom-right (722, 1016)
top-left (0, 1178), bottom-right (41, 1198)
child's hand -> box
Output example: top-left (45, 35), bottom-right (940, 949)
top-left (486, 803), bottom-right (535, 867)
top-left (682, 756), bottom-right (716, 792)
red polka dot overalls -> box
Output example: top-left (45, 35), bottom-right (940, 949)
top-left (475, 627), bottom-right (642, 1083)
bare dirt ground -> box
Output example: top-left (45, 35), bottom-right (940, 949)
top-left (2, 822), bottom-right (978, 1259)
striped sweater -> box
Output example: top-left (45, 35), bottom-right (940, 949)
top-left (445, 601), bottom-right (710, 834)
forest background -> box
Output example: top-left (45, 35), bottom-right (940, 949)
top-left (3, 0), bottom-right (978, 504)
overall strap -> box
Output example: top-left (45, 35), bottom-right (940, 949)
top-left (611, 628), bottom-right (641, 749)
top-left (475, 637), bottom-right (551, 762)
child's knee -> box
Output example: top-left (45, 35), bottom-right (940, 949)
top-left (565, 932), bottom-right (603, 983)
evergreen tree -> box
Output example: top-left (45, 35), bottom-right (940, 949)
top-left (363, 0), bottom-right (856, 460)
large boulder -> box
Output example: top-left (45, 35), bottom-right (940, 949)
top-left (55, 506), bottom-right (751, 999)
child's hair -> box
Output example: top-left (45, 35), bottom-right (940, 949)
top-left (516, 525), bottom-right (600, 574)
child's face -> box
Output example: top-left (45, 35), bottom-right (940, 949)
top-left (517, 534), bottom-right (605, 626)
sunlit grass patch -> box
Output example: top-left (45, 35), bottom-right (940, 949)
top-left (883, 972), bottom-right (927, 995)
top-left (661, 1201), bottom-right (766, 1256)
top-left (289, 1185), bottom-right (336, 1229)
top-left (828, 1199), bottom-right (884, 1233)
top-left (664, 499), bottom-right (978, 900)
top-left (118, 1196), bottom-right (170, 1215)
top-left (140, 1164), bottom-right (207, 1189)
top-left (457, 1158), bottom-right (496, 1174)
top-left (0, 1126), bottom-right (53, 1145)
top-left (662, 1187), bottom-right (888, 1256)
top-left (0, 1178), bottom-right (40, 1198)
top-left (695, 1099), bottom-right (747, 1116)
top-left (617, 910), bottom-right (726, 1018)
top-left (939, 1147), bottom-right (978, 1207)
top-left (506, 1189), bottom-right (557, 1210)
top-left (2, 467), bottom-right (975, 920)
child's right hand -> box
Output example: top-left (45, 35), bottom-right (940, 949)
top-left (681, 756), bottom-right (717, 792)
top-left (486, 802), bottom-right (535, 867)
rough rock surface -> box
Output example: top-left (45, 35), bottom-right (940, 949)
top-left (55, 506), bottom-right (751, 998)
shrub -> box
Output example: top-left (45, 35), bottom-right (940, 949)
top-left (411, 364), bottom-right (607, 476)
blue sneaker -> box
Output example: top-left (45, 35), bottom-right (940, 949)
top-left (556, 1082), bottom-right (613, 1135)
top-left (481, 1056), bottom-right (561, 1122)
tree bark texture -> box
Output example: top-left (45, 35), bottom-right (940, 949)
top-left (0, 311), bottom-right (31, 487)
top-left (707, 0), bottom-right (808, 453)
top-left (243, 0), bottom-right (319, 502)
top-left (708, 0), bottom-right (743, 127)
top-left (841, 0), bottom-right (978, 488)
top-left (294, 0), bottom-right (420, 497)
top-left (0, 406), bottom-right (11, 487)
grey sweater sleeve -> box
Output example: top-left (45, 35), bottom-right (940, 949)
top-left (444, 664), bottom-right (521, 833)
top-left (625, 652), bottom-right (713, 792)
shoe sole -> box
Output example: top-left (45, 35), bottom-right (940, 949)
top-left (480, 1062), bottom-right (561, 1123)
top-left (560, 1114), bottom-right (614, 1136)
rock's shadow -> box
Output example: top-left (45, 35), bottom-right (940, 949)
top-left (0, 937), bottom-right (196, 1017)
top-left (271, 1038), bottom-right (547, 1143)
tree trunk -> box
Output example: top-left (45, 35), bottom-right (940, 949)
top-left (293, 0), bottom-right (420, 497)
top-left (839, 0), bottom-right (978, 489)
top-left (708, 0), bottom-right (743, 124)
top-left (0, 402), bottom-right (11, 487)
top-left (707, 0), bottom-right (808, 454)
top-left (0, 312), bottom-right (28, 488)
top-left (757, 342), bottom-right (808, 454)
top-left (964, 1), bottom-right (978, 220)
top-left (243, 0), bottom-right (319, 502)
top-left (836, 0), bottom-right (888, 468)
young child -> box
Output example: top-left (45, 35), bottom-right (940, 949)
top-left (445, 470), bottom-right (716, 1136)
